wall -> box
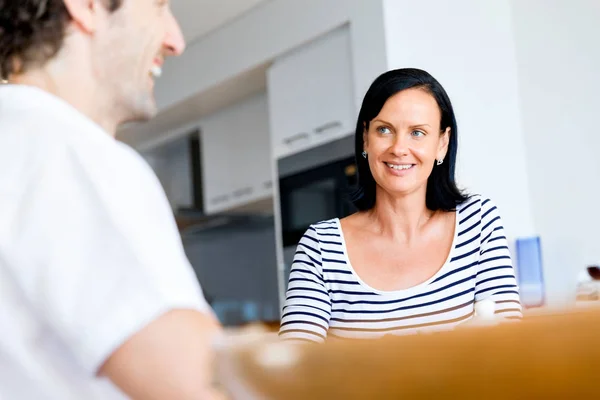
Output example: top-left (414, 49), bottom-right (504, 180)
top-left (383, 0), bottom-right (600, 307)
top-left (382, 0), bottom-right (536, 242)
top-left (511, 0), bottom-right (600, 306)
top-left (182, 217), bottom-right (280, 325)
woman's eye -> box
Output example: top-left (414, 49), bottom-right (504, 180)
top-left (412, 130), bottom-right (425, 137)
top-left (377, 126), bottom-right (391, 135)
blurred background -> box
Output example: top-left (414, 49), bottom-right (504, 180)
top-left (116, 0), bottom-right (600, 327)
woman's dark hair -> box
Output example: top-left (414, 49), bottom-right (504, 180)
top-left (351, 68), bottom-right (469, 212)
top-left (0, 0), bottom-right (123, 80)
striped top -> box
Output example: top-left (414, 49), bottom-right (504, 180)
top-left (279, 195), bottom-right (522, 342)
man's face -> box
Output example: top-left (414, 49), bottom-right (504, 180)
top-left (93, 0), bottom-right (185, 124)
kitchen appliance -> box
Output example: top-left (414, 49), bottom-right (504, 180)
top-left (277, 135), bottom-right (358, 285)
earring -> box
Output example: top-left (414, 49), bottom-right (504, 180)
top-left (437, 159), bottom-right (444, 166)
top-left (362, 151), bottom-right (367, 159)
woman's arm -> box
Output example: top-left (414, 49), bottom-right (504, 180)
top-left (279, 227), bottom-right (332, 342)
top-left (475, 198), bottom-right (523, 319)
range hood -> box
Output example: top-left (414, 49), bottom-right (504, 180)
top-left (175, 208), bottom-right (246, 233)
top-left (175, 202), bottom-right (274, 235)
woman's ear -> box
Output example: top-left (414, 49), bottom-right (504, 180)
top-left (362, 122), bottom-right (368, 152)
top-left (437, 127), bottom-right (451, 161)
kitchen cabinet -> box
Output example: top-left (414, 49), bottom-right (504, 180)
top-left (201, 91), bottom-right (273, 214)
top-left (267, 25), bottom-right (355, 159)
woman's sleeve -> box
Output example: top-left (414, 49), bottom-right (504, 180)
top-left (279, 227), bottom-right (332, 342)
top-left (475, 198), bottom-right (523, 320)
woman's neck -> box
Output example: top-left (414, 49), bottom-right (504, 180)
top-left (366, 188), bottom-right (435, 243)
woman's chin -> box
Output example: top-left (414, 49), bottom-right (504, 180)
top-left (377, 183), bottom-right (423, 198)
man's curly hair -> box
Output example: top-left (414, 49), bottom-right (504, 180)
top-left (0, 0), bottom-right (123, 80)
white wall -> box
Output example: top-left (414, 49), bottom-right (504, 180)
top-left (511, 0), bottom-right (600, 306)
top-left (383, 0), bottom-right (600, 307)
top-left (382, 0), bottom-right (536, 241)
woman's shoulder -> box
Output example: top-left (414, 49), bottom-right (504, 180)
top-left (302, 218), bottom-right (342, 238)
top-left (308, 218), bottom-right (340, 230)
top-left (456, 193), bottom-right (493, 210)
top-left (456, 194), bottom-right (502, 221)
top-left (297, 219), bottom-right (344, 259)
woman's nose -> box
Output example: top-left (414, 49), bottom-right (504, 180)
top-left (389, 133), bottom-right (410, 156)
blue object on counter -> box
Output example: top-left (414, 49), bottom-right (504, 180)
top-left (242, 302), bottom-right (259, 322)
top-left (515, 236), bottom-right (545, 308)
top-left (211, 300), bottom-right (270, 326)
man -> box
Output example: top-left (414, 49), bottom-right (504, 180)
top-left (0, 0), bottom-right (222, 398)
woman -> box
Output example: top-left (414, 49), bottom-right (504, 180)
top-left (279, 68), bottom-right (522, 342)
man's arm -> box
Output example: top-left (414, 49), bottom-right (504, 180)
top-left (10, 144), bottom-right (224, 398)
top-left (99, 310), bottom-right (223, 400)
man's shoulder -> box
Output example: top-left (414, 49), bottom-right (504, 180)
top-left (1, 112), bottom-right (158, 202)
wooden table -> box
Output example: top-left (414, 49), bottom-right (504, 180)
top-left (214, 306), bottom-right (600, 399)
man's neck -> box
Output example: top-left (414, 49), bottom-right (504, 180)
top-left (11, 65), bottom-right (118, 136)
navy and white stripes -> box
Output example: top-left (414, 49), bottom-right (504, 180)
top-left (279, 196), bottom-right (522, 342)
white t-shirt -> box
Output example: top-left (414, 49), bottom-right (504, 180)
top-left (0, 85), bottom-right (212, 399)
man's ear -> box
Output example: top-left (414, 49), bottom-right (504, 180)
top-left (62, 0), bottom-right (98, 34)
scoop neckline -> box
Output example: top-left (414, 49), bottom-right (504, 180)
top-left (333, 207), bottom-right (461, 297)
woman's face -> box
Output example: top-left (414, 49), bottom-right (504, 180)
top-left (363, 88), bottom-right (450, 199)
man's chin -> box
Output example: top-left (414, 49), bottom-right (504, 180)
top-left (116, 105), bottom-right (157, 134)
top-left (127, 99), bottom-right (158, 122)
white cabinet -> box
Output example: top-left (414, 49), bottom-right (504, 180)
top-left (200, 92), bottom-right (273, 214)
top-left (267, 25), bottom-right (355, 159)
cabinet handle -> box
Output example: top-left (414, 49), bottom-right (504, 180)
top-left (314, 120), bottom-right (342, 134)
top-left (283, 132), bottom-right (310, 145)
top-left (233, 186), bottom-right (253, 198)
top-left (210, 194), bottom-right (230, 205)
